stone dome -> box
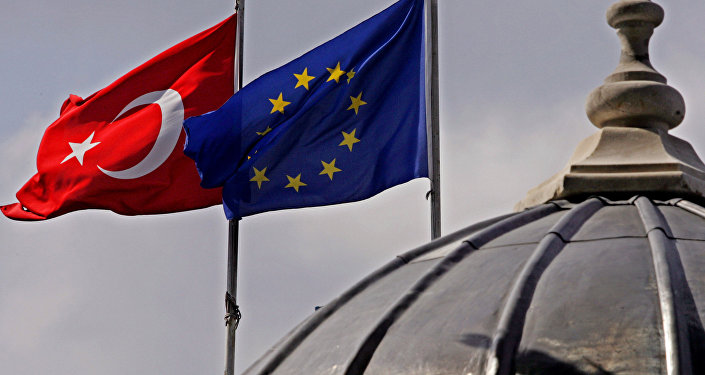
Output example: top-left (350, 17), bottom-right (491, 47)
top-left (243, 1), bottom-right (705, 374)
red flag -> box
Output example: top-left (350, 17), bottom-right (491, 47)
top-left (2, 15), bottom-right (236, 220)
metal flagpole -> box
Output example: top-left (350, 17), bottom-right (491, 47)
top-left (224, 220), bottom-right (241, 375)
top-left (225, 1), bottom-right (245, 375)
top-left (426, 0), bottom-right (441, 240)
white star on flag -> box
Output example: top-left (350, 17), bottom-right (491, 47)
top-left (61, 132), bottom-right (100, 166)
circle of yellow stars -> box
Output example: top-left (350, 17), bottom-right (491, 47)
top-left (253, 61), bottom-right (367, 193)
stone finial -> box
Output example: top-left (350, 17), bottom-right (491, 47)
top-left (516, 0), bottom-right (705, 211)
top-left (585, 0), bottom-right (685, 130)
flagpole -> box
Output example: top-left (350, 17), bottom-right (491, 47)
top-left (426, 0), bottom-right (442, 240)
top-left (225, 1), bottom-right (245, 375)
top-left (225, 219), bottom-right (240, 375)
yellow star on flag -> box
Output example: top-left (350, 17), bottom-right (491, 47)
top-left (269, 92), bottom-right (291, 114)
top-left (285, 173), bottom-right (307, 192)
top-left (326, 62), bottom-right (346, 83)
top-left (339, 129), bottom-right (360, 151)
top-left (294, 68), bottom-right (316, 90)
top-left (346, 69), bottom-right (356, 84)
top-left (250, 166), bottom-right (270, 189)
top-left (347, 92), bottom-right (367, 115)
top-left (256, 126), bottom-right (272, 136)
top-left (319, 159), bottom-right (342, 180)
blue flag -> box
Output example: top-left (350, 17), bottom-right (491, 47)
top-left (183, 0), bottom-right (427, 219)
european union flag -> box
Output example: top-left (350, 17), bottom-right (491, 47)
top-left (183, 0), bottom-right (427, 219)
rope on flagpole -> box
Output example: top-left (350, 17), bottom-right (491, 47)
top-left (225, 291), bottom-right (242, 329)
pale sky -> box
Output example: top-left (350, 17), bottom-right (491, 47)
top-left (2, 0), bottom-right (704, 374)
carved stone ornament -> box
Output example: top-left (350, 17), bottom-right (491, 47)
top-left (516, 0), bottom-right (705, 211)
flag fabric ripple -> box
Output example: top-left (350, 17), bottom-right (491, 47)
top-left (184, 0), bottom-right (427, 220)
top-left (2, 16), bottom-right (236, 220)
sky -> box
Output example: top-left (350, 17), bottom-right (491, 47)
top-left (1, 0), bottom-right (705, 374)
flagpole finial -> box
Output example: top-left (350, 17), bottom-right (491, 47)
top-left (585, 0), bottom-right (685, 131)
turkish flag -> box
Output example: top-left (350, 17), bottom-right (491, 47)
top-left (1, 15), bottom-right (235, 220)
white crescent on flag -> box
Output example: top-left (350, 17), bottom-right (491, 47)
top-left (98, 89), bottom-right (184, 180)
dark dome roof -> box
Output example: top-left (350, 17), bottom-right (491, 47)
top-left (244, 196), bottom-right (705, 374)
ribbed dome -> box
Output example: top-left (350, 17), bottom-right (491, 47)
top-left (244, 196), bottom-right (705, 374)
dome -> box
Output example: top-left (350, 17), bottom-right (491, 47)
top-left (243, 1), bottom-right (705, 374)
top-left (245, 197), bottom-right (705, 374)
